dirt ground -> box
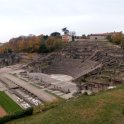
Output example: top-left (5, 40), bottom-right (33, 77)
top-left (0, 106), bottom-right (7, 117)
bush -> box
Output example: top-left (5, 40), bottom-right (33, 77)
top-left (0, 107), bottom-right (33, 124)
top-left (38, 37), bottom-right (64, 53)
top-left (38, 43), bottom-right (49, 53)
top-left (122, 109), bottom-right (124, 115)
top-left (33, 101), bottom-right (63, 114)
top-left (42, 103), bottom-right (58, 112)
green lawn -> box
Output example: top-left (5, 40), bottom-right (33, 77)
top-left (6, 86), bottom-right (124, 124)
top-left (0, 92), bottom-right (22, 114)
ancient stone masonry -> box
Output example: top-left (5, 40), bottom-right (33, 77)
top-left (0, 53), bottom-right (20, 68)
top-left (1, 40), bottom-right (124, 105)
top-left (25, 40), bottom-right (124, 94)
top-left (26, 41), bottom-right (123, 77)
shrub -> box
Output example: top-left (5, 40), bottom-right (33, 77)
top-left (0, 107), bottom-right (33, 124)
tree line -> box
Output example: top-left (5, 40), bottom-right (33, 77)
top-left (107, 32), bottom-right (124, 45)
top-left (0, 33), bottom-right (64, 54)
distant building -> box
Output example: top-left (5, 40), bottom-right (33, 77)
top-left (75, 36), bottom-right (82, 39)
top-left (89, 34), bottom-right (107, 41)
top-left (62, 35), bottom-right (72, 42)
top-left (74, 36), bottom-right (88, 42)
top-left (89, 32), bottom-right (122, 41)
top-left (62, 28), bottom-right (76, 42)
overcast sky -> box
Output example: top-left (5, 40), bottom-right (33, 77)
top-left (0, 0), bottom-right (124, 42)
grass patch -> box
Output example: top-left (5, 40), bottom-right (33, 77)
top-left (6, 86), bottom-right (124, 124)
top-left (0, 92), bottom-right (22, 114)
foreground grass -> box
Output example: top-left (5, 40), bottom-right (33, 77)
top-left (0, 92), bottom-right (22, 113)
top-left (7, 86), bottom-right (124, 124)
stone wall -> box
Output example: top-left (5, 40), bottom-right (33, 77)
top-left (0, 53), bottom-right (20, 68)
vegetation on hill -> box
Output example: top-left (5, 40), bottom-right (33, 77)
top-left (1, 32), bottom-right (124, 54)
top-left (7, 86), bottom-right (124, 124)
top-left (38, 37), bottom-right (64, 53)
top-left (107, 32), bottom-right (124, 46)
top-left (0, 34), bottom-right (64, 53)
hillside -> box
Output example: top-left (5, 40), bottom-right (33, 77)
top-left (7, 86), bottom-right (124, 124)
top-left (1, 40), bottom-right (124, 124)
top-left (0, 35), bottom-right (63, 53)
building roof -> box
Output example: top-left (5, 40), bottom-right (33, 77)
top-left (90, 31), bottom-right (122, 36)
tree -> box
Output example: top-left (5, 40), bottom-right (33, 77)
top-left (107, 35), bottom-right (113, 42)
top-left (121, 35), bottom-right (124, 50)
top-left (112, 33), bottom-right (123, 45)
top-left (7, 48), bottom-right (13, 53)
top-left (50, 32), bottom-right (61, 37)
top-left (62, 27), bottom-right (69, 35)
top-left (82, 34), bottom-right (87, 39)
top-left (38, 43), bottom-right (49, 53)
top-left (38, 37), bottom-right (63, 53)
top-left (43, 35), bottom-right (49, 40)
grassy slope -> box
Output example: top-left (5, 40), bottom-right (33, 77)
top-left (0, 92), bottom-right (22, 113)
top-left (7, 86), bottom-right (124, 124)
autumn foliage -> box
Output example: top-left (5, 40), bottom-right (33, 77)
top-left (107, 32), bottom-right (124, 45)
top-left (0, 35), bottom-right (63, 53)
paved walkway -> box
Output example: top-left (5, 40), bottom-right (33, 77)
top-left (1, 74), bottom-right (57, 103)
